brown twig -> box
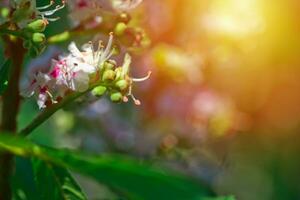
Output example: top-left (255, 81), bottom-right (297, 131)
top-left (0, 36), bottom-right (26, 200)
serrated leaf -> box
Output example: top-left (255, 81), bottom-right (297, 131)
top-left (32, 158), bottom-right (87, 200)
top-left (0, 134), bottom-right (215, 200)
top-left (0, 59), bottom-right (11, 95)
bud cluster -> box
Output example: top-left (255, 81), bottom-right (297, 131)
top-left (23, 19), bottom-right (47, 56)
top-left (92, 54), bottom-right (151, 105)
top-left (0, 1), bottom-right (66, 56)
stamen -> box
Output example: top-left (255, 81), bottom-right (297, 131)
top-left (127, 85), bottom-right (141, 105)
top-left (41, 4), bottom-right (65, 16)
top-left (45, 89), bottom-right (57, 104)
top-left (132, 71), bottom-right (152, 82)
top-left (130, 94), bottom-right (141, 105)
top-left (45, 17), bottom-right (60, 22)
top-left (36, 1), bottom-right (54, 10)
top-left (100, 33), bottom-right (113, 62)
top-left (123, 96), bottom-right (129, 102)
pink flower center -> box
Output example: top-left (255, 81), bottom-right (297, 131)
top-left (40, 86), bottom-right (48, 94)
top-left (50, 66), bottom-right (61, 78)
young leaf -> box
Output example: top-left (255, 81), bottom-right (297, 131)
top-left (31, 158), bottom-right (87, 200)
top-left (0, 59), bottom-right (11, 95)
top-left (0, 133), bottom-right (214, 200)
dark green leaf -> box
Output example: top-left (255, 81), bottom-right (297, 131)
top-left (31, 158), bottom-right (87, 200)
top-left (0, 59), bottom-right (11, 95)
top-left (11, 157), bottom-right (39, 200)
top-left (0, 134), bottom-right (214, 200)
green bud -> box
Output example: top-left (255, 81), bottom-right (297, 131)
top-left (102, 69), bottom-right (116, 82)
top-left (32, 33), bottom-right (45, 44)
top-left (110, 92), bottom-right (123, 103)
top-left (92, 86), bottom-right (107, 97)
top-left (103, 60), bottom-right (116, 70)
top-left (115, 79), bottom-right (129, 91)
top-left (27, 19), bottom-right (47, 32)
top-left (48, 31), bottom-right (70, 43)
top-left (1, 8), bottom-right (9, 19)
top-left (114, 22), bottom-right (127, 36)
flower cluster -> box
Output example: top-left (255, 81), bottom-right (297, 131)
top-left (23, 34), bottom-right (150, 109)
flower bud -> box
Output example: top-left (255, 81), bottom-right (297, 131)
top-left (32, 33), bottom-right (46, 44)
top-left (92, 86), bottom-right (107, 97)
top-left (114, 22), bottom-right (127, 36)
top-left (115, 79), bottom-right (129, 91)
top-left (1, 8), bottom-right (9, 19)
top-left (118, 13), bottom-right (131, 24)
top-left (102, 69), bottom-right (116, 82)
top-left (110, 92), bottom-right (123, 102)
top-left (103, 60), bottom-right (116, 70)
top-left (27, 19), bottom-right (47, 32)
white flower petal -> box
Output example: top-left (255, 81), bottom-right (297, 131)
top-left (37, 92), bottom-right (48, 109)
top-left (74, 63), bottom-right (96, 74)
top-left (73, 70), bottom-right (90, 92)
top-left (68, 42), bottom-right (83, 58)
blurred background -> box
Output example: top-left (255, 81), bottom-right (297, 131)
top-left (14, 0), bottom-right (300, 199)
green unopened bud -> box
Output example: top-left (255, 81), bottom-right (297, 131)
top-left (103, 60), bottom-right (116, 70)
top-left (1, 8), bottom-right (9, 19)
top-left (32, 33), bottom-right (45, 44)
top-left (48, 31), bottom-right (70, 43)
top-left (110, 92), bottom-right (123, 102)
top-left (27, 19), bottom-right (47, 32)
top-left (92, 86), bottom-right (107, 97)
top-left (114, 22), bottom-right (127, 36)
top-left (102, 69), bottom-right (116, 82)
top-left (115, 79), bottom-right (129, 91)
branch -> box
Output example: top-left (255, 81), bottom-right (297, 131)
top-left (19, 83), bottom-right (103, 136)
top-left (0, 37), bottom-right (26, 200)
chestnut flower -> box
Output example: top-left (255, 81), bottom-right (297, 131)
top-left (23, 34), bottom-right (150, 109)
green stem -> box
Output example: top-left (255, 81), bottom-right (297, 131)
top-left (19, 83), bottom-right (103, 136)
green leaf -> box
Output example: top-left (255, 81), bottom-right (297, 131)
top-left (32, 158), bottom-right (87, 200)
top-left (11, 157), bottom-right (39, 200)
top-left (0, 134), bottom-right (215, 200)
top-left (0, 59), bottom-right (11, 95)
